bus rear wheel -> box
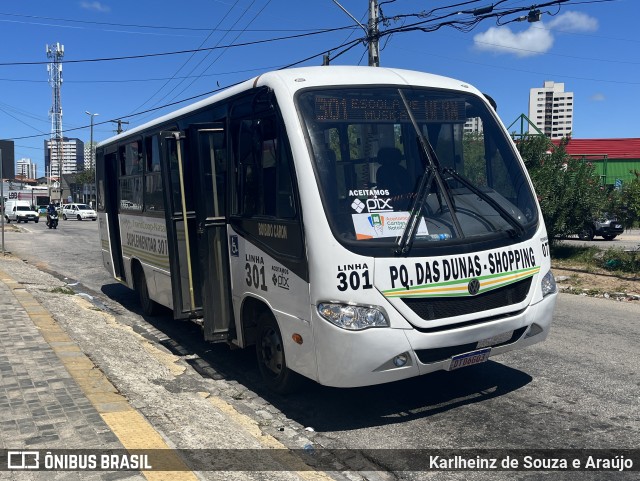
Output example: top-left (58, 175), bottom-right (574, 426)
top-left (133, 263), bottom-right (160, 316)
top-left (256, 311), bottom-right (301, 394)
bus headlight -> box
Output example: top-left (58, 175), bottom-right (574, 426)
top-left (541, 270), bottom-right (557, 297)
top-left (317, 303), bottom-right (389, 330)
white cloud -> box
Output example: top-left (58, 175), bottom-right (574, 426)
top-left (590, 93), bottom-right (606, 101)
top-left (548, 11), bottom-right (598, 32)
top-left (80, 1), bottom-right (110, 12)
top-left (473, 24), bottom-right (554, 57)
top-left (473, 11), bottom-right (597, 57)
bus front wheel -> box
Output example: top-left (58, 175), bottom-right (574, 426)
top-left (256, 311), bottom-right (301, 394)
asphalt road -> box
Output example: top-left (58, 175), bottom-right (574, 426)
top-left (557, 228), bottom-right (640, 251)
top-left (1, 219), bottom-right (639, 480)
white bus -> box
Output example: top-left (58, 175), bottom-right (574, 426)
top-left (96, 66), bottom-right (557, 392)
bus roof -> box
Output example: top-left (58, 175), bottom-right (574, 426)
top-left (98, 66), bottom-right (481, 147)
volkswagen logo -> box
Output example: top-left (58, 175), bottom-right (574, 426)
top-left (468, 278), bottom-right (481, 296)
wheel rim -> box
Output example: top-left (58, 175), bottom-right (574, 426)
top-left (259, 327), bottom-right (284, 377)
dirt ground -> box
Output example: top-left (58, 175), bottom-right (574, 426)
top-left (552, 264), bottom-right (640, 300)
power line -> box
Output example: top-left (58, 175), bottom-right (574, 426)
top-left (0, 25), bottom-right (359, 67)
top-left (0, 64), bottom-right (286, 84)
top-left (0, 11), bottom-right (349, 33)
top-left (395, 43), bottom-right (640, 85)
top-left (164, 0), bottom-right (274, 106)
top-left (0, 0), bottom-right (622, 142)
top-left (4, 35), bottom-right (367, 142)
top-left (126, 0), bottom-right (243, 115)
top-left (157, 0), bottom-right (260, 108)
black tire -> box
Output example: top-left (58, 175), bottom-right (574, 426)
top-left (134, 263), bottom-right (160, 316)
top-left (48, 224), bottom-right (52, 229)
top-left (35, 219), bottom-right (39, 224)
top-left (92, 218), bottom-right (97, 221)
top-left (4, 216), bottom-right (9, 224)
top-left (577, 226), bottom-right (594, 241)
top-left (63, 214), bottom-right (67, 220)
top-left (602, 234), bottom-right (617, 241)
top-left (256, 311), bottom-right (302, 394)
top-left (77, 214), bottom-right (82, 221)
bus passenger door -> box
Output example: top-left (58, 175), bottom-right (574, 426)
top-left (159, 131), bottom-right (202, 320)
top-left (190, 123), bottom-right (234, 342)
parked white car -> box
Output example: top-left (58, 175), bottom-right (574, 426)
top-left (62, 203), bottom-right (97, 221)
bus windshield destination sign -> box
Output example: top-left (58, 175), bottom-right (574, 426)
top-left (313, 94), bottom-right (466, 123)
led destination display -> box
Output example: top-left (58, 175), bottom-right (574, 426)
top-left (313, 94), bottom-right (466, 123)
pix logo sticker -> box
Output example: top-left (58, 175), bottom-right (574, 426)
top-left (351, 199), bottom-right (365, 213)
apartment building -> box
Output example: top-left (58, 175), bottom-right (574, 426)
top-left (464, 117), bottom-right (483, 135)
top-left (16, 158), bottom-right (37, 179)
top-left (528, 81), bottom-right (574, 139)
top-left (44, 137), bottom-right (85, 175)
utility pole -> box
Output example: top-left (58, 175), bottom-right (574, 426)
top-left (368, 0), bottom-right (380, 67)
top-left (332, 0), bottom-right (380, 66)
top-left (110, 119), bottom-right (129, 134)
top-left (85, 111), bottom-right (99, 170)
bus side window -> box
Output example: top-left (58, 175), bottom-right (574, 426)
top-left (119, 140), bottom-right (143, 212)
top-left (235, 116), bottom-right (296, 220)
top-left (144, 135), bottom-right (164, 213)
top-left (236, 119), bottom-right (258, 216)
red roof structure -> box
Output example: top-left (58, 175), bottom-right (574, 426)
top-left (551, 138), bottom-right (640, 159)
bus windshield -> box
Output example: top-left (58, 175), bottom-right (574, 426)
top-left (297, 87), bottom-right (538, 249)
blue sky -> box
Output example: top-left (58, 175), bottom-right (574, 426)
top-left (0, 0), bottom-right (636, 176)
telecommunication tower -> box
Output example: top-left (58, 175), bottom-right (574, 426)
top-left (46, 42), bottom-right (64, 199)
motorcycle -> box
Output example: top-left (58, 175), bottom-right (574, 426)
top-left (46, 212), bottom-right (59, 229)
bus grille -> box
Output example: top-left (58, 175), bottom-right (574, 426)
top-left (401, 278), bottom-right (532, 321)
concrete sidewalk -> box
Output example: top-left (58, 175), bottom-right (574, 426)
top-left (0, 255), bottom-right (355, 481)
top-left (0, 264), bottom-right (189, 480)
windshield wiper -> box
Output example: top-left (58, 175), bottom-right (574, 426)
top-left (395, 89), bottom-right (464, 256)
top-left (442, 167), bottom-right (525, 237)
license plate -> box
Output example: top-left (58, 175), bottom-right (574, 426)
top-left (449, 348), bottom-right (491, 370)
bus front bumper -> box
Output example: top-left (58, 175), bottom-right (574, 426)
top-left (312, 293), bottom-right (557, 388)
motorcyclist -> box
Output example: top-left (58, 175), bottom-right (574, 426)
top-left (46, 202), bottom-right (57, 225)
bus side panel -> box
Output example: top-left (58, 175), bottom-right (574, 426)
top-left (118, 212), bottom-right (173, 309)
top-left (227, 226), bottom-right (318, 382)
top-left (98, 213), bottom-right (116, 279)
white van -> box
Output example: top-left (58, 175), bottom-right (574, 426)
top-left (5, 200), bottom-right (39, 223)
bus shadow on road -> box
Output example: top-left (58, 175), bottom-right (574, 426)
top-left (99, 283), bottom-right (533, 432)
top-left (271, 362), bottom-right (533, 432)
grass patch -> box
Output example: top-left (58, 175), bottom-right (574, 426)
top-left (50, 286), bottom-right (75, 295)
top-left (551, 245), bottom-right (600, 264)
top-left (551, 244), bottom-right (640, 275)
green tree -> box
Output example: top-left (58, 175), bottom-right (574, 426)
top-left (517, 136), bottom-right (605, 243)
top-left (619, 170), bottom-right (640, 227)
top-left (462, 131), bottom-right (487, 186)
top-left (74, 168), bottom-right (95, 185)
